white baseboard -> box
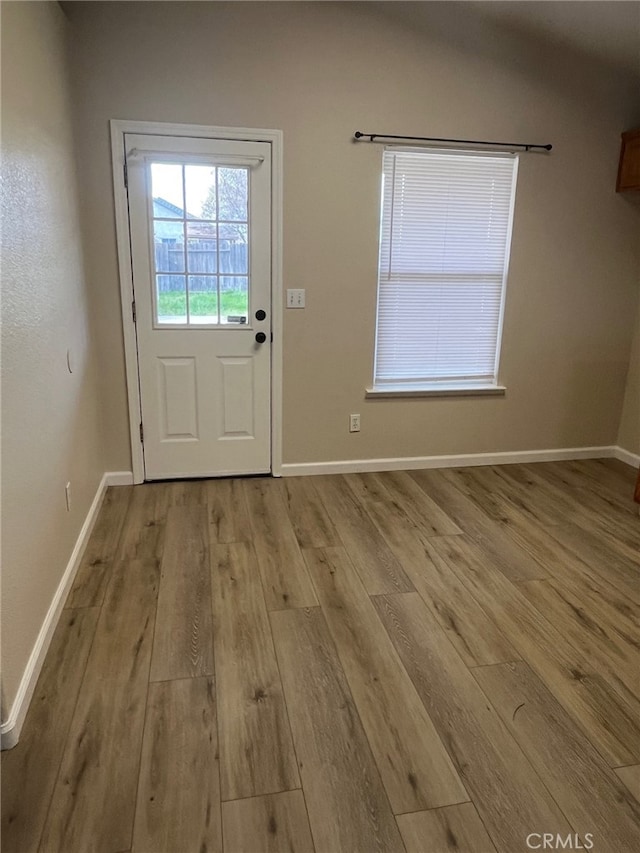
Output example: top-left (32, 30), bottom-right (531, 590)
top-left (105, 470), bottom-right (134, 486)
top-left (0, 471), bottom-right (131, 750)
top-left (280, 445), bottom-right (616, 477)
top-left (612, 445), bottom-right (640, 468)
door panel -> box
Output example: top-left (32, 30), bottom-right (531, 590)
top-left (158, 358), bottom-right (198, 440)
top-left (126, 133), bottom-right (271, 479)
top-left (219, 358), bottom-right (254, 436)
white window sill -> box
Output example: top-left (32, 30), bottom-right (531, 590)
top-left (365, 384), bottom-right (507, 399)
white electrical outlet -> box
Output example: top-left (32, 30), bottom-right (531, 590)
top-left (65, 482), bottom-right (72, 512)
top-left (349, 414), bottom-right (361, 433)
top-left (286, 288), bottom-right (306, 308)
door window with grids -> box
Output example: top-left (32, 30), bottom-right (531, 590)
top-left (150, 162), bottom-right (249, 326)
top-left (373, 148), bottom-right (518, 392)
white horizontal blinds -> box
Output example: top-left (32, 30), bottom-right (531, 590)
top-left (375, 148), bottom-right (518, 386)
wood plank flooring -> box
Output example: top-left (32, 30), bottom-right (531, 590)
top-left (2, 459), bottom-right (640, 853)
top-left (132, 676), bottom-right (221, 852)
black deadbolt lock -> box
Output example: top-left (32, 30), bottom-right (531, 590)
top-left (255, 309), bottom-right (266, 321)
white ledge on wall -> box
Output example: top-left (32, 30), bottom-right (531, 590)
top-left (365, 384), bottom-right (507, 399)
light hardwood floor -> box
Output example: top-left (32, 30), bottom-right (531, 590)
top-left (3, 459), bottom-right (640, 853)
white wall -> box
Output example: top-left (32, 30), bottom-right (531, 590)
top-left (1, 1), bottom-right (106, 725)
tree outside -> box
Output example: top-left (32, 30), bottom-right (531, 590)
top-left (201, 167), bottom-right (248, 237)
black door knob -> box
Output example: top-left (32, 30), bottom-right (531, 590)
top-left (255, 332), bottom-right (267, 344)
top-left (255, 309), bottom-right (266, 321)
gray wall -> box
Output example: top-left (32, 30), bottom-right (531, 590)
top-left (67, 1), bottom-right (639, 468)
top-left (1, 1), bottom-right (106, 720)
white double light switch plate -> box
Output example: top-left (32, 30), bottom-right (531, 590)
top-left (286, 288), bottom-right (306, 308)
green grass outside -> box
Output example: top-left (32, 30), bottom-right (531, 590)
top-left (158, 290), bottom-right (248, 318)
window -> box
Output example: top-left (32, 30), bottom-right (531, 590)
top-left (371, 148), bottom-right (518, 395)
top-left (150, 162), bottom-right (249, 326)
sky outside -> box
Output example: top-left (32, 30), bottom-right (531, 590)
top-left (150, 163), bottom-right (215, 217)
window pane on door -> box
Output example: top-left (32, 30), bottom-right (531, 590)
top-left (154, 220), bottom-right (185, 272)
top-left (218, 167), bottom-right (248, 221)
top-left (186, 221), bottom-right (217, 273)
top-left (151, 164), bottom-right (184, 216)
top-left (220, 224), bottom-right (248, 274)
top-left (221, 276), bottom-right (248, 324)
top-left (188, 275), bottom-right (219, 324)
top-left (157, 274), bottom-right (187, 324)
top-left (185, 164), bottom-right (217, 219)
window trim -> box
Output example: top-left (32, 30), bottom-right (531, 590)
top-left (365, 384), bottom-right (507, 399)
top-left (370, 146), bottom-right (518, 397)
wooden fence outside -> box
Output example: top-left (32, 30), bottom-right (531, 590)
top-left (155, 239), bottom-right (247, 291)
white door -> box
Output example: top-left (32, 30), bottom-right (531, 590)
top-left (125, 133), bottom-right (272, 479)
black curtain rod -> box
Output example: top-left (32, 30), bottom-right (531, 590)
top-left (354, 131), bottom-right (552, 152)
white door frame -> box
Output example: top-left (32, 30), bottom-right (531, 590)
top-left (110, 119), bottom-right (284, 484)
